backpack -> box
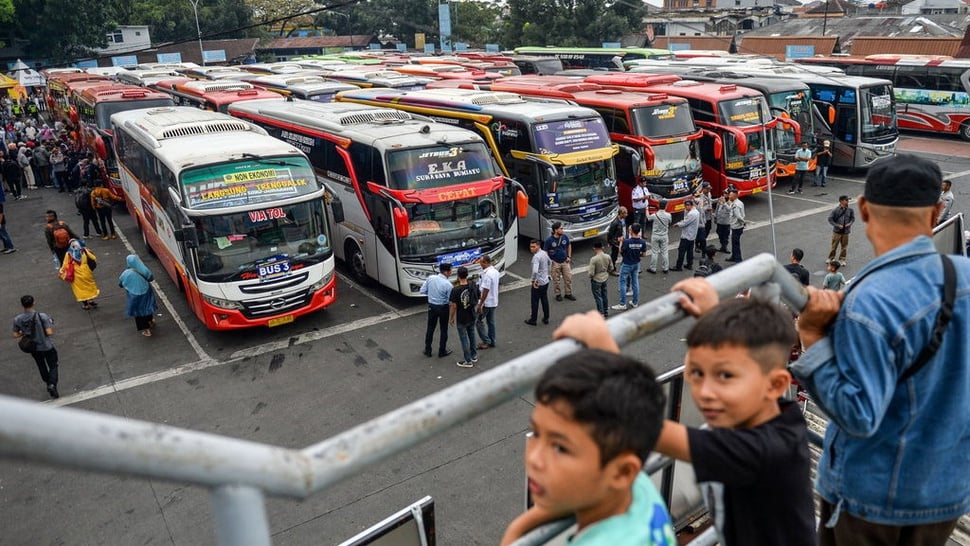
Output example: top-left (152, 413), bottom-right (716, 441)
top-left (49, 221), bottom-right (70, 249)
top-left (75, 187), bottom-right (93, 210)
top-left (693, 263), bottom-right (713, 278)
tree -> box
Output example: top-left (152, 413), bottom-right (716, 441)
top-left (12, 0), bottom-right (115, 63)
top-left (501, 0), bottom-right (647, 48)
top-left (124, 0), bottom-right (257, 44)
top-left (451, 0), bottom-right (503, 48)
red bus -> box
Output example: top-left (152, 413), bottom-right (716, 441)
top-left (44, 72), bottom-right (113, 125)
top-left (389, 64), bottom-right (502, 84)
top-left (586, 73), bottom-right (797, 197)
top-left (73, 84), bottom-right (175, 197)
top-left (151, 79), bottom-right (284, 113)
top-left (429, 75), bottom-right (708, 214)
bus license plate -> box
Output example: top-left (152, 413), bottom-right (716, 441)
top-left (752, 186), bottom-right (763, 194)
top-left (583, 228), bottom-right (599, 238)
top-left (268, 314), bottom-right (294, 328)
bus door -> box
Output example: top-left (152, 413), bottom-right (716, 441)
top-left (507, 156), bottom-right (543, 241)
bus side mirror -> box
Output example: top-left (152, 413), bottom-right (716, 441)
top-left (175, 224), bottom-right (198, 249)
top-left (735, 133), bottom-right (748, 156)
top-left (516, 190), bottom-right (528, 218)
top-left (827, 106), bottom-right (836, 125)
top-left (331, 200), bottom-right (345, 224)
top-left (393, 207), bottom-right (410, 239)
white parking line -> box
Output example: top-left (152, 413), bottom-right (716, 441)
top-left (115, 229), bottom-right (210, 361)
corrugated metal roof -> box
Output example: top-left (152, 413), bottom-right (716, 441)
top-left (654, 36), bottom-right (734, 50)
top-left (736, 36), bottom-right (840, 59)
top-left (849, 36), bottom-right (962, 55)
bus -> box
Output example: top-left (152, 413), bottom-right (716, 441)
top-left (111, 106), bottom-right (337, 329)
top-left (512, 46), bottom-right (674, 71)
top-left (337, 87), bottom-right (620, 242)
top-left (797, 55), bottom-right (970, 141)
top-left (238, 74), bottom-right (358, 102)
top-left (180, 66), bottom-right (256, 81)
top-left (319, 69), bottom-right (433, 90)
top-left (586, 73), bottom-right (789, 197)
top-left (152, 79), bottom-right (284, 113)
top-left (228, 100), bottom-right (526, 295)
top-left (674, 66), bottom-right (897, 169)
top-left (117, 70), bottom-right (183, 87)
top-left (44, 72), bottom-right (112, 123)
top-left (431, 76), bottom-right (706, 214)
top-left (73, 84), bottom-right (175, 197)
top-left (628, 66), bottom-right (817, 178)
top-left (237, 62), bottom-right (310, 76)
top-left (390, 64), bottom-right (502, 83)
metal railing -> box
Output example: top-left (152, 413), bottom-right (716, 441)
top-left (0, 253), bottom-right (809, 545)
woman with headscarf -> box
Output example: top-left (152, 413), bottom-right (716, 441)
top-left (119, 254), bottom-right (157, 336)
top-left (59, 239), bottom-right (99, 310)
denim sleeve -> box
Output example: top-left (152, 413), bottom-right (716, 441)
top-left (790, 315), bottom-right (897, 438)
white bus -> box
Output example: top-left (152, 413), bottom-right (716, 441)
top-left (238, 74), bottom-right (358, 102)
top-left (111, 106), bottom-right (337, 330)
top-left (229, 100), bottom-right (525, 296)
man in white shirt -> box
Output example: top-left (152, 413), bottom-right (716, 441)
top-left (476, 254), bottom-right (500, 349)
top-left (938, 179), bottom-right (955, 226)
top-left (726, 189), bottom-right (746, 263)
top-left (630, 178), bottom-right (649, 231)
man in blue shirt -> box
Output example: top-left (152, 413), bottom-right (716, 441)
top-left (794, 154), bottom-right (970, 546)
top-left (544, 222), bottom-right (575, 301)
top-left (612, 224), bottom-right (647, 311)
top-left (420, 263), bottom-right (453, 358)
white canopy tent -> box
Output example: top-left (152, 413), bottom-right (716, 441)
top-left (7, 59), bottom-right (45, 88)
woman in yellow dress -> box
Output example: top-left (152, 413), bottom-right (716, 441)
top-left (59, 239), bottom-right (100, 310)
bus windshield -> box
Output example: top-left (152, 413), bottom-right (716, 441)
top-left (193, 200), bottom-right (331, 282)
top-left (532, 117), bottom-right (612, 155)
top-left (95, 99), bottom-right (174, 129)
top-left (717, 97), bottom-right (770, 127)
top-left (767, 90), bottom-right (812, 150)
top-left (631, 104), bottom-right (695, 138)
top-left (724, 129), bottom-right (774, 174)
top-left (651, 140), bottom-right (701, 178)
top-left (548, 159), bottom-right (616, 209)
top-left (387, 143), bottom-right (496, 190)
top-left (860, 84), bottom-right (897, 142)
top-left (181, 157), bottom-right (318, 210)
top-left (399, 192), bottom-right (505, 259)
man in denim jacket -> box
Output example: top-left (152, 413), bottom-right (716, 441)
top-left (792, 154), bottom-right (970, 546)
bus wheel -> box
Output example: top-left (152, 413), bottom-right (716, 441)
top-left (960, 122), bottom-right (970, 142)
top-left (142, 228), bottom-right (156, 257)
top-left (345, 240), bottom-right (368, 283)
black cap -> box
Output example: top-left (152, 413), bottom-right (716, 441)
top-left (864, 154), bottom-right (942, 207)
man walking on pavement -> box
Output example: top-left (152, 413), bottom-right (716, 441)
top-left (646, 199), bottom-right (671, 275)
top-left (12, 295), bottom-right (59, 399)
top-left (420, 263), bottom-right (453, 358)
top-left (475, 254), bottom-right (499, 350)
top-left (44, 210), bottom-right (81, 267)
top-left (1, 148), bottom-right (23, 200)
top-left (827, 195), bottom-right (855, 266)
top-left (671, 199), bottom-right (699, 272)
top-left (544, 222), bottom-right (575, 301)
top-left (938, 179), bottom-right (954, 226)
top-left (612, 224), bottom-right (647, 311)
top-left (525, 240), bottom-right (551, 326)
top-left (588, 241), bottom-right (611, 318)
top-left (726, 189), bottom-right (746, 263)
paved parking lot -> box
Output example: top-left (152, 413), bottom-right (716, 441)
top-left (1, 134), bottom-right (968, 544)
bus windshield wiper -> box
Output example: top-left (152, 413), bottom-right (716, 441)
top-left (241, 153), bottom-right (290, 166)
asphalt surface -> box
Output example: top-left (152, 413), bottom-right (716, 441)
top-left (1, 133), bottom-right (968, 545)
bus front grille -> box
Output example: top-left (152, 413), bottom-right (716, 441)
top-left (241, 290), bottom-right (311, 318)
top-left (238, 271), bottom-right (310, 294)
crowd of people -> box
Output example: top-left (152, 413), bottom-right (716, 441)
top-left (7, 110), bottom-right (161, 401)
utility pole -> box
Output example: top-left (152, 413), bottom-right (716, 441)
top-left (189, 0), bottom-right (205, 65)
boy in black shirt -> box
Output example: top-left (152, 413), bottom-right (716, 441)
top-left (555, 279), bottom-right (816, 546)
top-left (448, 266), bottom-right (479, 368)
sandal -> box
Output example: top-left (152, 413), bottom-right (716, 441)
top-left (141, 330), bottom-right (153, 337)
top-left (82, 304), bottom-right (91, 310)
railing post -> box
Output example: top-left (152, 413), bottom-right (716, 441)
top-left (210, 484), bottom-right (271, 546)
top-left (661, 374), bottom-right (684, 505)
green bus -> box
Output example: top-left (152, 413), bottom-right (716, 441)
top-left (512, 46), bottom-right (673, 71)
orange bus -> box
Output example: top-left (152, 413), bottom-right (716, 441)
top-left (151, 79), bottom-right (284, 113)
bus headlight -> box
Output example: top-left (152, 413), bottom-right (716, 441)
top-left (404, 267), bottom-right (434, 280)
top-left (202, 294), bottom-right (244, 310)
top-left (309, 270), bottom-right (335, 292)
